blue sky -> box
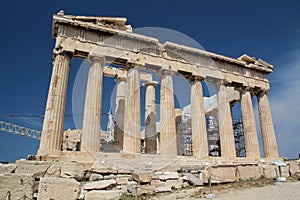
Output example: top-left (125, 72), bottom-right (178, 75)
top-left (0, 0), bottom-right (299, 162)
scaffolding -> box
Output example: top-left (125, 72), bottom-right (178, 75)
top-left (175, 114), bottom-right (246, 157)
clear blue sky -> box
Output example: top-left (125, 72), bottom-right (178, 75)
top-left (0, 0), bottom-right (299, 162)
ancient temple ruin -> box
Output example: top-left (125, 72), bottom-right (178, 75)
top-left (1, 11), bottom-right (294, 200)
top-left (38, 11), bottom-right (279, 160)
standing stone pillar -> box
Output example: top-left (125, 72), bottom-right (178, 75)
top-left (257, 91), bottom-right (279, 158)
top-left (39, 51), bottom-right (72, 153)
top-left (144, 81), bottom-right (157, 154)
top-left (160, 70), bottom-right (177, 155)
top-left (81, 56), bottom-right (104, 152)
top-left (217, 82), bottom-right (236, 157)
top-left (114, 77), bottom-right (126, 151)
top-left (240, 89), bottom-right (260, 158)
top-left (190, 76), bottom-right (208, 158)
top-left (123, 65), bottom-right (141, 154)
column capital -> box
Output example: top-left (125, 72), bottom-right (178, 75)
top-left (53, 48), bottom-right (73, 60)
top-left (144, 81), bottom-right (158, 87)
top-left (114, 76), bottom-right (127, 83)
top-left (187, 75), bottom-right (204, 83)
top-left (87, 54), bottom-right (105, 65)
top-left (257, 89), bottom-right (269, 97)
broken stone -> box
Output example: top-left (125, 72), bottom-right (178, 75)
top-left (155, 171), bottom-right (179, 180)
top-left (45, 163), bottom-right (61, 177)
top-left (0, 163), bottom-right (16, 174)
top-left (288, 161), bottom-right (299, 175)
top-left (84, 179), bottom-right (117, 190)
top-left (90, 173), bottom-right (104, 181)
top-left (0, 174), bottom-right (34, 200)
top-left (117, 177), bottom-right (129, 185)
top-left (103, 174), bottom-right (115, 180)
top-left (165, 179), bottom-right (183, 189)
top-left (38, 178), bottom-right (80, 200)
top-left (15, 162), bottom-right (51, 178)
top-left (155, 186), bottom-right (172, 193)
top-left (132, 172), bottom-right (153, 183)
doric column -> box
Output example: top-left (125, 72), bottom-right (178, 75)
top-left (190, 76), bottom-right (208, 158)
top-left (240, 89), bottom-right (260, 158)
top-left (144, 81), bottom-right (157, 154)
top-left (217, 81), bottom-right (236, 157)
top-left (39, 51), bottom-right (72, 153)
top-left (114, 77), bottom-right (126, 151)
top-left (123, 65), bottom-right (141, 154)
top-left (160, 70), bottom-right (177, 155)
top-left (81, 56), bottom-right (104, 152)
top-left (257, 91), bottom-right (279, 158)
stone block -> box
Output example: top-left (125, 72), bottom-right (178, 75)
top-left (0, 174), bottom-right (34, 200)
top-left (0, 163), bottom-right (16, 174)
top-left (61, 162), bottom-right (91, 181)
top-left (38, 178), bottom-right (80, 200)
top-left (84, 179), bottom-right (117, 190)
top-left (85, 190), bottom-right (121, 200)
top-left (89, 163), bottom-right (118, 174)
top-left (165, 179), bottom-right (183, 189)
top-left (15, 162), bottom-right (51, 178)
top-left (288, 161), bottom-right (299, 175)
top-left (203, 166), bottom-right (236, 183)
top-left (117, 177), bottom-right (129, 185)
top-left (236, 165), bottom-right (263, 180)
top-left (155, 186), bottom-right (172, 193)
top-left (261, 164), bottom-right (277, 178)
top-left (280, 166), bottom-right (289, 177)
top-left (45, 163), bottom-right (62, 177)
top-left (155, 171), bottom-right (179, 180)
top-left (90, 173), bottom-right (104, 181)
top-left (132, 172), bottom-right (153, 183)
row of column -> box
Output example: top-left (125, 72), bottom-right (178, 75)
top-left (38, 52), bottom-right (279, 159)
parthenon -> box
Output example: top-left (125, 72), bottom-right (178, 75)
top-left (37, 11), bottom-right (279, 160)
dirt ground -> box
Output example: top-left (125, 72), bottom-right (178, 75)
top-left (142, 177), bottom-right (300, 200)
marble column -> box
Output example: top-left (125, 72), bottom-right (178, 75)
top-left (114, 77), bottom-right (126, 151)
top-left (144, 81), bottom-right (157, 154)
top-left (217, 82), bottom-right (236, 157)
top-left (81, 56), bottom-right (104, 152)
top-left (190, 76), bottom-right (208, 158)
top-left (160, 70), bottom-right (177, 155)
top-left (240, 89), bottom-right (260, 158)
top-left (39, 51), bottom-right (72, 153)
top-left (123, 66), bottom-right (141, 154)
top-left (257, 91), bottom-right (279, 158)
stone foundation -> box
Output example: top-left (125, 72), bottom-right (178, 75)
top-left (0, 155), bottom-right (298, 199)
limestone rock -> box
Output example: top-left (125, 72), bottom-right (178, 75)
top-left (165, 179), bottom-right (183, 189)
top-left (155, 186), bottom-right (172, 193)
top-left (202, 166), bottom-right (236, 183)
top-left (15, 162), bottom-right (51, 178)
top-left (90, 173), bottom-right (104, 181)
top-left (280, 166), bottom-right (289, 177)
top-left (84, 179), bottom-right (117, 190)
top-left (0, 174), bottom-right (34, 200)
top-left (132, 172), bottom-right (153, 183)
top-left (38, 178), bottom-right (80, 200)
top-left (117, 177), bottom-right (129, 185)
top-left (0, 163), bottom-right (16, 174)
top-left (236, 165), bottom-right (263, 180)
top-left (61, 162), bottom-right (91, 180)
top-left (85, 190), bottom-right (121, 200)
top-left (261, 164), bottom-right (277, 178)
top-left (45, 163), bottom-right (61, 177)
top-left (155, 171), bottom-right (179, 180)
top-left (288, 161), bottom-right (299, 175)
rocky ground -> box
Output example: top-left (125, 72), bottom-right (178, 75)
top-left (123, 176), bottom-right (300, 200)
